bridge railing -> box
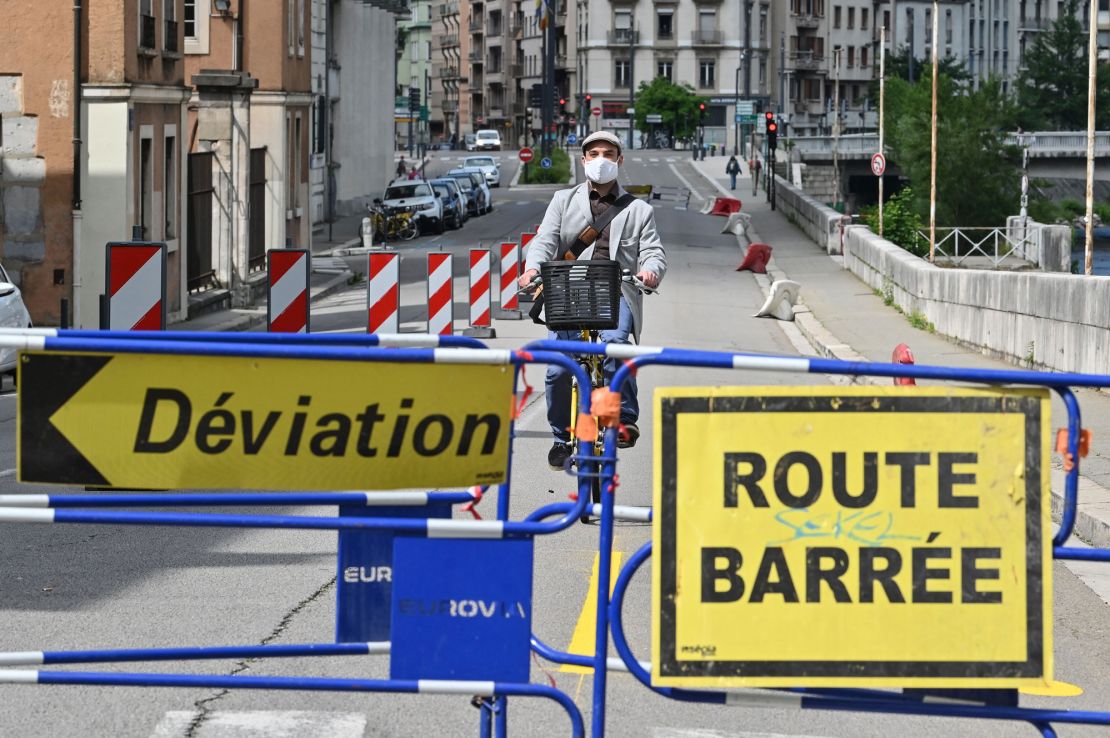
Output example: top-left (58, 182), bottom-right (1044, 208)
top-left (789, 131), bottom-right (1110, 158)
top-left (914, 226), bottom-right (1036, 268)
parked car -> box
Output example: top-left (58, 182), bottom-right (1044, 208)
top-left (464, 133), bottom-right (477, 152)
top-left (474, 129), bottom-right (502, 151)
top-left (463, 155), bottom-right (501, 188)
top-left (382, 180), bottom-right (444, 234)
top-left (0, 262), bottom-right (32, 381)
top-left (448, 168), bottom-right (492, 214)
top-left (430, 178), bottom-right (467, 230)
top-left (447, 171), bottom-right (482, 217)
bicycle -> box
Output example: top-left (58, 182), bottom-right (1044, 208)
top-left (366, 200), bottom-right (419, 242)
top-left (521, 260), bottom-right (657, 522)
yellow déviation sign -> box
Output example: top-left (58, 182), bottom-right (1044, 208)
top-left (18, 351), bottom-right (513, 491)
top-left (651, 385), bottom-right (1053, 688)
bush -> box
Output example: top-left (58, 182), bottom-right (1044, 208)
top-left (521, 147), bottom-right (572, 185)
top-left (860, 187), bottom-right (926, 256)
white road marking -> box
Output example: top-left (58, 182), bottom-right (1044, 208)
top-left (150, 711), bottom-right (367, 738)
top-left (0, 468), bottom-right (15, 478)
top-left (667, 163), bottom-right (705, 202)
top-left (650, 157), bottom-right (660, 162)
top-left (652, 730), bottom-right (835, 738)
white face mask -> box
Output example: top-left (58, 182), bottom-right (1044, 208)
top-left (583, 157), bottom-right (619, 184)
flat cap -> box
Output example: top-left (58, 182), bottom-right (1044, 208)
top-left (580, 130), bottom-right (623, 155)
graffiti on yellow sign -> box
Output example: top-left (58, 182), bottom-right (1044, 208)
top-left (651, 385), bottom-right (1052, 688)
top-left (19, 351), bottom-right (513, 491)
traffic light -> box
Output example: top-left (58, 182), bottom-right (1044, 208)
top-left (558, 97), bottom-right (566, 112)
top-left (766, 112), bottom-right (778, 150)
top-left (584, 93), bottom-right (592, 105)
top-left (528, 84), bottom-right (542, 108)
top-left (698, 102), bottom-right (706, 120)
top-left (409, 86), bottom-right (420, 112)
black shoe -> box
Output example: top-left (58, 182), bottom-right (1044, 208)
top-left (548, 442), bottom-right (572, 470)
top-left (618, 422), bottom-right (640, 449)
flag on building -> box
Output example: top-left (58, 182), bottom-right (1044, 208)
top-left (535, 0), bottom-right (549, 30)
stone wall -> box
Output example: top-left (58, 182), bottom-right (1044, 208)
top-left (772, 174), bottom-right (845, 254)
top-left (0, 75), bottom-right (45, 283)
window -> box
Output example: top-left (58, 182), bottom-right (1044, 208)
top-left (833, 5), bottom-right (841, 28)
top-left (945, 9), bottom-right (953, 44)
top-left (163, 0), bottom-right (179, 52)
top-left (164, 131), bottom-right (177, 240)
top-left (411, 41), bottom-right (419, 61)
top-left (860, 46), bottom-right (869, 67)
top-left (847, 7), bottom-right (854, 29)
top-left (697, 8), bottom-right (716, 31)
top-left (615, 9), bottom-right (631, 30)
top-left (615, 59), bottom-right (631, 87)
top-left (288, 0), bottom-right (295, 56)
top-left (883, 10), bottom-right (889, 31)
top-left (297, 0), bottom-right (306, 57)
top-left (847, 46), bottom-right (854, 67)
top-left (861, 8), bottom-right (868, 29)
top-left (657, 60), bottom-right (673, 80)
top-left (288, 113), bottom-right (303, 213)
top-left (139, 0), bottom-right (155, 49)
top-left (698, 59), bottom-right (715, 88)
top-left (184, 0), bottom-right (209, 53)
top-left (657, 10), bottom-right (673, 39)
top-left (139, 131), bottom-right (153, 240)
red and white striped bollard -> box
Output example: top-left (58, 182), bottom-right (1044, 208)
top-left (427, 252), bottom-right (453, 335)
top-left (267, 249), bottom-right (310, 333)
top-left (368, 252), bottom-right (400, 334)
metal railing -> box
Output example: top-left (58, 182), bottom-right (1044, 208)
top-left (914, 227), bottom-right (1034, 268)
top-left (606, 29), bottom-right (638, 44)
top-left (441, 33), bottom-right (458, 47)
top-left (469, 19), bottom-right (483, 32)
top-left (164, 19), bottom-right (179, 52)
top-left (794, 13), bottom-right (821, 28)
top-left (790, 131), bottom-right (1110, 158)
top-left (792, 49), bottom-right (823, 69)
top-left (691, 29), bottom-right (723, 44)
top-left (139, 13), bottom-right (156, 49)
top-left (468, 50), bottom-right (483, 62)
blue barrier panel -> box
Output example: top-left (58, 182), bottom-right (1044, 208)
top-left (336, 503), bottom-right (452, 642)
top-left (390, 537), bottom-right (534, 683)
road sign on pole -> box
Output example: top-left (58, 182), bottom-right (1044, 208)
top-left (591, 107), bottom-right (601, 118)
top-left (646, 114), bottom-right (663, 124)
top-left (540, 157), bottom-right (552, 169)
top-left (519, 147), bottom-right (534, 163)
top-left (567, 133), bottom-right (578, 145)
top-left (871, 152), bottom-right (887, 177)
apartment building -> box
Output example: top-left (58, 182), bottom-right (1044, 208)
top-left (432, 0), bottom-right (469, 142)
top-left (397, 0), bottom-right (435, 148)
top-left (0, 0), bottom-right (191, 328)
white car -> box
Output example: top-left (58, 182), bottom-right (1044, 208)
top-left (463, 155), bottom-right (501, 188)
top-left (0, 263), bottom-right (32, 380)
top-left (475, 129), bottom-right (502, 151)
top-left (382, 180), bottom-right (445, 234)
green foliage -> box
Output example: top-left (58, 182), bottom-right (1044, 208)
top-left (1028, 197), bottom-right (1110, 224)
top-left (861, 187), bottom-right (925, 256)
top-left (521, 147), bottom-right (571, 185)
top-left (1014, 0), bottom-right (1110, 130)
top-left (883, 74), bottom-right (1020, 228)
top-left (631, 78), bottom-right (706, 140)
top-left (867, 48), bottom-right (969, 102)
top-left (907, 310), bottom-right (936, 333)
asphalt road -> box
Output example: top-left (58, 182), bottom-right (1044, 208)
top-left (1, 153), bottom-right (1109, 737)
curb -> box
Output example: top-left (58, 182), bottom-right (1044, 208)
top-left (688, 158), bottom-right (1110, 551)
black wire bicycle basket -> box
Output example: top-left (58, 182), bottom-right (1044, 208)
top-left (540, 260), bottom-right (622, 331)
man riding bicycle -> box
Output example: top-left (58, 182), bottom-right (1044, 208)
top-left (517, 131), bottom-right (667, 470)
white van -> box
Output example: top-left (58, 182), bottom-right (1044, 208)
top-left (475, 129), bottom-right (502, 151)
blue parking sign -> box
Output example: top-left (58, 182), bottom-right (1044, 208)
top-left (540, 157), bottom-right (552, 169)
top-left (390, 537), bottom-right (534, 682)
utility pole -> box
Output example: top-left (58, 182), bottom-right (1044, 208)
top-left (541, 0), bottom-right (554, 158)
top-left (743, 1), bottom-right (752, 156)
top-left (628, 22), bottom-right (635, 151)
top-left (1085, 0), bottom-right (1098, 274)
top-left (928, 0), bottom-right (938, 262)
top-left (733, 65), bottom-right (741, 156)
top-left (878, 25), bottom-right (886, 237)
top-left (832, 47), bottom-right (841, 209)
top-left (907, 8), bottom-right (915, 84)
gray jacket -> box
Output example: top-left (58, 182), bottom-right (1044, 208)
top-left (524, 182), bottom-right (667, 341)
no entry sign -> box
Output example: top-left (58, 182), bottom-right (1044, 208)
top-left (871, 152), bottom-right (887, 177)
top-left (591, 107), bottom-right (601, 117)
top-left (519, 147), bottom-right (534, 163)
top-left (652, 385), bottom-right (1052, 688)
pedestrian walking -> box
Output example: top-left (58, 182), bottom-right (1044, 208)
top-left (753, 158), bottom-right (762, 195)
top-left (726, 155), bottom-right (742, 191)
top-left (396, 156), bottom-right (406, 180)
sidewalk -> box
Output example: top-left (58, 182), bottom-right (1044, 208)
top-left (688, 155), bottom-right (1110, 551)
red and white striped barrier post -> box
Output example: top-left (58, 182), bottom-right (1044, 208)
top-left (464, 248), bottom-right (495, 338)
top-left (367, 252), bottom-right (400, 334)
top-left (427, 252), bottom-right (453, 335)
top-left (267, 249), bottom-right (310, 333)
top-left (497, 242), bottom-right (521, 319)
top-left (104, 230), bottom-right (166, 330)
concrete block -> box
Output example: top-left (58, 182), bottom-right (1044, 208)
top-left (0, 75), bottom-right (22, 115)
top-left (2, 186), bottom-right (42, 235)
top-left (1, 115), bottom-right (38, 156)
top-left (3, 238), bottom-right (45, 263)
top-left (1, 156), bottom-right (45, 186)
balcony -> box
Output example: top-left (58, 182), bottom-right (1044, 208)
top-left (607, 29), bottom-right (639, 45)
top-left (469, 51), bottom-right (484, 62)
top-left (792, 50), bottom-right (824, 70)
top-left (510, 16), bottom-right (523, 35)
top-left (139, 13), bottom-right (156, 50)
top-left (510, 63), bottom-right (523, 77)
top-left (472, 68), bottom-right (483, 85)
top-left (487, 62), bottom-right (504, 75)
top-left (164, 19), bottom-right (179, 53)
top-left (440, 66), bottom-right (461, 79)
top-left (794, 14), bottom-right (821, 29)
top-left (441, 33), bottom-right (459, 47)
top-left (488, 21), bottom-right (503, 36)
top-left (691, 29), bottom-right (723, 45)
top-left (439, 2), bottom-right (458, 16)
top-left (556, 53), bottom-right (570, 70)
top-left (469, 19), bottom-right (484, 32)
top-left (442, 99), bottom-right (459, 113)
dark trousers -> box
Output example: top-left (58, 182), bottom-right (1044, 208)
top-left (545, 297), bottom-right (638, 443)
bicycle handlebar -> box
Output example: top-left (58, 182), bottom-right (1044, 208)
top-left (516, 269), bottom-right (659, 296)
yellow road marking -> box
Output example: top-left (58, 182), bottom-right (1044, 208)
top-left (1020, 680), bottom-right (1084, 697)
top-left (560, 551), bottom-right (624, 674)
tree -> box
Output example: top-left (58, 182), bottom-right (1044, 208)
top-left (867, 47), bottom-right (968, 103)
top-left (1014, 0), bottom-right (1110, 130)
top-left (885, 74), bottom-right (1021, 228)
top-left (631, 78), bottom-right (705, 141)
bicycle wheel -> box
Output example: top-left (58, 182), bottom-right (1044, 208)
top-left (398, 219), bottom-right (419, 241)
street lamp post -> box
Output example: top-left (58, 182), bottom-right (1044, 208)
top-left (733, 64), bottom-right (742, 156)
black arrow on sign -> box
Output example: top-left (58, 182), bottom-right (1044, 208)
top-left (20, 353), bottom-right (112, 486)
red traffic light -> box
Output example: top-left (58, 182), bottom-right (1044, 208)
top-left (585, 94), bottom-right (592, 102)
top-left (765, 111), bottom-right (774, 121)
top-left (698, 102), bottom-right (706, 110)
top-left (767, 122), bottom-right (778, 132)
top-left (559, 98), bottom-right (566, 105)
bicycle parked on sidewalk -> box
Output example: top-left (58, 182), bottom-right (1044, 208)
top-left (365, 199), bottom-right (419, 242)
top-left (521, 260), bottom-right (657, 522)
